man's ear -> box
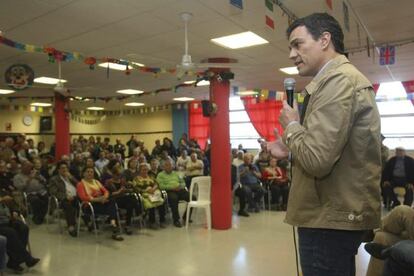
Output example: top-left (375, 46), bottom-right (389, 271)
top-left (320, 31), bottom-right (332, 50)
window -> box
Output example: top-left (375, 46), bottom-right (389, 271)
top-left (376, 81), bottom-right (414, 150)
top-left (229, 97), bottom-right (261, 149)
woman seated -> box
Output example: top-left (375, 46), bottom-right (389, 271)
top-left (262, 158), bottom-right (289, 211)
top-left (48, 161), bottom-right (79, 237)
top-left (103, 160), bottom-right (141, 234)
top-left (76, 167), bottom-right (123, 241)
top-left (133, 164), bottom-right (165, 229)
top-left (123, 159), bottom-right (139, 183)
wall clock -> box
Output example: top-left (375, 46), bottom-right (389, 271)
top-left (23, 115), bottom-right (33, 126)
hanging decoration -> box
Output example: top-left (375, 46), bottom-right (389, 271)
top-left (0, 35), bottom-right (203, 77)
top-left (265, 0), bottom-right (275, 30)
top-left (379, 45), bottom-right (395, 66)
top-left (342, 1), bottom-right (350, 32)
top-left (4, 64), bottom-right (35, 90)
top-left (230, 0), bottom-right (243, 9)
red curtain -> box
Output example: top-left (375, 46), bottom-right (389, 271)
top-left (402, 80), bottom-right (414, 105)
top-left (243, 97), bottom-right (283, 141)
top-left (188, 102), bottom-right (210, 150)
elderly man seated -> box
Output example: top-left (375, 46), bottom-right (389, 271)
top-left (365, 205), bottom-right (414, 276)
top-left (13, 161), bottom-right (48, 224)
top-left (156, 160), bottom-right (190, 228)
top-left (238, 154), bottom-right (265, 213)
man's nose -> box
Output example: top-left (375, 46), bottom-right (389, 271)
top-left (289, 48), bottom-right (298, 60)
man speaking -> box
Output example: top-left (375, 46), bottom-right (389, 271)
top-left (277, 13), bottom-right (382, 275)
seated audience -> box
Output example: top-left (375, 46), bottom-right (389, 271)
top-left (114, 139), bottom-right (126, 159)
top-left (231, 164), bottom-right (249, 217)
top-left (94, 151), bottom-right (109, 175)
top-left (185, 153), bottom-right (204, 189)
top-left (76, 167), bottom-right (123, 241)
top-left (239, 154), bottom-right (265, 213)
top-left (85, 157), bottom-right (101, 180)
top-left (0, 202), bottom-right (40, 272)
top-left (365, 205), bottom-right (414, 276)
top-left (382, 147), bottom-right (414, 208)
top-left (70, 153), bottom-right (85, 182)
top-left (13, 161), bottom-right (48, 224)
top-left (159, 150), bottom-right (175, 170)
top-left (365, 240), bottom-right (414, 276)
top-left (156, 160), bottom-right (190, 228)
top-left (48, 161), bottom-right (79, 237)
top-left (232, 151), bottom-right (244, 167)
top-left (262, 158), bottom-right (289, 211)
top-left (176, 150), bottom-right (190, 174)
top-left (148, 159), bottom-right (161, 179)
top-left (103, 160), bottom-right (140, 234)
top-left (151, 139), bottom-right (163, 159)
top-left (123, 159), bottom-right (139, 183)
top-left (133, 164), bottom-right (165, 229)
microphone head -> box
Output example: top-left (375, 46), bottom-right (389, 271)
top-left (284, 78), bottom-right (296, 91)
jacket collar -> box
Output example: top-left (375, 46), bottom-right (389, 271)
top-left (305, 55), bottom-right (350, 95)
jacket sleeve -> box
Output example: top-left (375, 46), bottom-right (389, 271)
top-left (283, 73), bottom-right (356, 178)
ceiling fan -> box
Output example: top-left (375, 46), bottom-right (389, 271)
top-left (176, 12), bottom-right (242, 72)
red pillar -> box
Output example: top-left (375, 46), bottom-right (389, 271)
top-left (209, 58), bottom-right (232, 230)
top-left (54, 92), bottom-right (70, 160)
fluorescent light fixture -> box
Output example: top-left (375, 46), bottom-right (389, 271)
top-left (131, 61), bottom-right (145, 67)
top-left (211, 31), bottom-right (269, 49)
top-left (34, 77), bottom-right (67, 85)
top-left (279, 66), bottom-right (299, 75)
top-left (87, 107), bottom-right (104, 110)
top-left (237, 90), bottom-right (259, 96)
top-left (0, 89), bottom-right (15, 94)
top-left (99, 62), bottom-right (127, 71)
top-left (116, 89), bottom-right (144, 95)
top-left (184, 80), bottom-right (196, 84)
top-left (125, 102), bottom-right (145, 107)
top-left (98, 61), bottom-right (144, 71)
top-left (31, 102), bottom-right (52, 107)
top-left (173, 97), bottom-right (194, 102)
top-left (196, 80), bottom-right (210, 86)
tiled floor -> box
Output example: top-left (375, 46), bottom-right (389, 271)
top-left (13, 210), bottom-right (371, 276)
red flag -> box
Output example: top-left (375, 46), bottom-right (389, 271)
top-left (265, 15), bottom-right (274, 29)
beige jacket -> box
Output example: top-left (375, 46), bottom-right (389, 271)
top-left (283, 55), bottom-right (382, 230)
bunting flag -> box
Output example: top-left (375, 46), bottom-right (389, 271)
top-left (230, 0), bottom-right (243, 9)
top-left (0, 105), bottom-right (51, 113)
top-left (325, 0), bottom-right (333, 10)
top-left (265, 0), bottom-right (275, 29)
top-left (379, 45), bottom-right (395, 65)
top-left (0, 35), bottom-right (213, 77)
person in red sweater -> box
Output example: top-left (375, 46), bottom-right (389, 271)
top-left (262, 158), bottom-right (289, 211)
top-left (77, 167), bottom-right (123, 241)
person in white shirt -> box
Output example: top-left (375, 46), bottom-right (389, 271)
top-left (185, 153), bottom-right (204, 189)
top-left (176, 150), bottom-right (190, 175)
top-left (95, 151), bottom-right (109, 174)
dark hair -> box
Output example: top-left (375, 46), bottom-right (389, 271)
top-left (286, 13), bottom-right (345, 54)
top-left (56, 160), bottom-right (69, 170)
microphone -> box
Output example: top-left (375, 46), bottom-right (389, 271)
top-left (284, 78), bottom-right (296, 107)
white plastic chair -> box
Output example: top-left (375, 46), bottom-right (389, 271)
top-left (185, 176), bottom-right (211, 230)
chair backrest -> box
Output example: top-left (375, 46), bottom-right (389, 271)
top-left (190, 176), bottom-right (211, 202)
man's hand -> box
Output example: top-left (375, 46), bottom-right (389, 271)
top-left (279, 100), bottom-right (300, 129)
top-left (266, 129), bottom-right (289, 159)
top-left (383, 181), bottom-right (391, 187)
